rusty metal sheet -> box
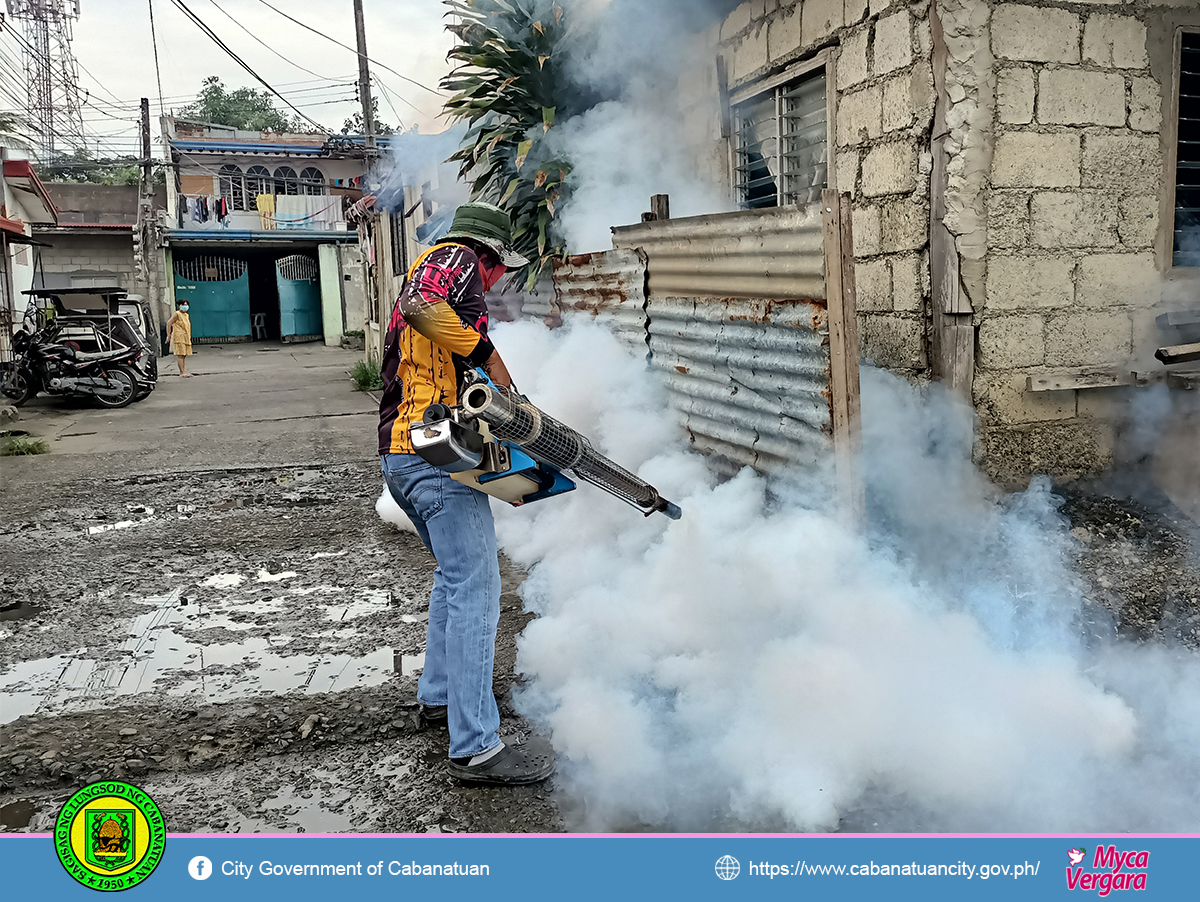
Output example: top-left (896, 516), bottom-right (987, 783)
top-left (646, 296), bottom-right (832, 472)
top-left (611, 205), bottom-right (825, 301)
top-left (551, 248), bottom-right (648, 352)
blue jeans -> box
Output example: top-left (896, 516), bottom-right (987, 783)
top-left (381, 453), bottom-right (501, 759)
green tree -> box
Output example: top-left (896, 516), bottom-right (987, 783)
top-left (41, 147), bottom-right (165, 186)
top-left (178, 76), bottom-right (300, 132)
top-left (341, 96), bottom-right (394, 136)
top-left (441, 0), bottom-right (573, 290)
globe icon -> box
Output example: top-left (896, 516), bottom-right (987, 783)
top-left (715, 855), bottom-right (740, 880)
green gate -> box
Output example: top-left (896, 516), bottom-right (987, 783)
top-left (173, 256), bottom-right (251, 342)
top-left (276, 254), bottom-right (323, 343)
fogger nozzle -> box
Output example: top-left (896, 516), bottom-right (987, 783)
top-left (461, 383), bottom-right (682, 520)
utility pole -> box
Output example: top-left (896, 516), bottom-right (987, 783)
top-left (353, 0), bottom-right (376, 151)
top-left (140, 98), bottom-right (152, 184)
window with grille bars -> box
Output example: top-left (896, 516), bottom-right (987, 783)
top-left (274, 166), bottom-right (300, 196)
top-left (299, 166), bottom-right (326, 195)
top-left (733, 67), bottom-right (828, 209)
top-left (218, 164), bottom-right (245, 211)
top-left (246, 165), bottom-right (271, 208)
top-left (1175, 32), bottom-right (1200, 267)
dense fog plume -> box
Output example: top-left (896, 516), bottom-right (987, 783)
top-left (546, 0), bottom-right (736, 251)
top-left (479, 318), bottom-right (1200, 832)
top-left (370, 125), bottom-right (470, 244)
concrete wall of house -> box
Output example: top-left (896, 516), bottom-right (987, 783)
top-left (717, 0), bottom-right (937, 385)
top-left (36, 232), bottom-right (136, 283)
top-left (712, 0), bottom-right (1200, 485)
top-left (973, 1), bottom-right (1200, 484)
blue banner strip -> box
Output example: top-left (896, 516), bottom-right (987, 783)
top-left (2, 834), bottom-right (1193, 900)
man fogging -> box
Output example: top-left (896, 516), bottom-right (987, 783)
top-left (378, 202), bottom-right (677, 786)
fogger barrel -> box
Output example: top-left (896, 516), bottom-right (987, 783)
top-left (460, 383), bottom-right (682, 520)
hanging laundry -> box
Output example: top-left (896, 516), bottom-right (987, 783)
top-left (191, 197), bottom-right (204, 223)
top-left (256, 193), bottom-right (276, 230)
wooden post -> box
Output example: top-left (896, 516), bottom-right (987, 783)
top-left (929, 0), bottom-right (975, 396)
top-left (650, 194), bottom-right (670, 221)
top-left (821, 188), bottom-right (865, 526)
top-left (716, 55), bottom-right (732, 140)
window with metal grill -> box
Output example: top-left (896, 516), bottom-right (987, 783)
top-left (218, 164), bottom-right (245, 211)
top-left (274, 166), bottom-right (300, 195)
top-left (1175, 32), bottom-right (1200, 267)
top-left (734, 67), bottom-right (828, 209)
top-left (299, 166), bottom-right (326, 195)
top-left (245, 165), bottom-right (271, 208)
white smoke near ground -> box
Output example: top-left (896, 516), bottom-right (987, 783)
top-left (376, 488), bottom-right (418, 535)
top-left (480, 317), bottom-right (1200, 832)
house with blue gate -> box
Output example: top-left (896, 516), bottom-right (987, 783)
top-left (159, 117), bottom-right (371, 348)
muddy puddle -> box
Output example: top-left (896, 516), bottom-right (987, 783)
top-left (0, 578), bottom-right (419, 724)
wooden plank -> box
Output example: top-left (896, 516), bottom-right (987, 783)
top-left (1027, 372), bottom-right (1129, 392)
top-left (179, 174), bottom-right (215, 196)
top-left (716, 55), bottom-right (732, 140)
top-left (1157, 309), bottom-right (1200, 328)
top-left (650, 194), bottom-right (671, 221)
top-left (822, 188), bottom-right (864, 525)
top-left (1156, 342), bottom-right (1200, 364)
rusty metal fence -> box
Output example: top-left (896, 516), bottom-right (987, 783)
top-left (549, 190), bottom-right (861, 513)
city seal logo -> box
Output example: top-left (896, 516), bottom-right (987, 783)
top-left (55, 781), bottom-right (166, 891)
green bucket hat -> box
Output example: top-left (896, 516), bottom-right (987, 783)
top-left (443, 201), bottom-right (530, 268)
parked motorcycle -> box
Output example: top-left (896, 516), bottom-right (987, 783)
top-left (2, 329), bottom-right (141, 409)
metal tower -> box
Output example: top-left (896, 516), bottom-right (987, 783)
top-left (4, 0), bottom-right (85, 162)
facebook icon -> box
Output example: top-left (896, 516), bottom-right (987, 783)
top-left (188, 856), bottom-right (213, 881)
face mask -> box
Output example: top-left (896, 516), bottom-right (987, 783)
top-left (180, 305), bottom-right (189, 312)
top-left (479, 260), bottom-right (506, 292)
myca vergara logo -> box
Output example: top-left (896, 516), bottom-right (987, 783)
top-left (1066, 845), bottom-right (1149, 896)
top-left (55, 781), bottom-right (166, 892)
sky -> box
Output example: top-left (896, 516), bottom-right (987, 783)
top-left (1, 0), bottom-right (456, 159)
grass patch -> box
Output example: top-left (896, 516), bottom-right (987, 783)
top-left (350, 360), bottom-right (383, 392)
top-left (0, 436), bottom-right (48, 456)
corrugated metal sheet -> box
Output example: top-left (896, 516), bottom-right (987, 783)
top-left (611, 204), bottom-right (825, 301)
top-left (540, 204), bottom-right (839, 475)
top-left (552, 248), bottom-right (648, 352)
top-left (647, 296), bottom-right (830, 472)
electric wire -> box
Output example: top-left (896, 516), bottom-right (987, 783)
top-left (165, 0), bottom-right (331, 133)
top-left (373, 76), bottom-right (407, 133)
top-left (249, 0), bottom-right (441, 109)
top-left (147, 0), bottom-right (167, 118)
top-left (205, 0), bottom-right (335, 82)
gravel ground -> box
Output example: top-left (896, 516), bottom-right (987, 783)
top-left (0, 460), bottom-right (562, 834)
top-left (3, 449), bottom-right (1199, 835)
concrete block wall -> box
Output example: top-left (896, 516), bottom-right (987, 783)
top-left (36, 233), bottom-right (138, 286)
top-left (718, 0), bottom-right (936, 378)
top-left (975, 0), bottom-right (1186, 484)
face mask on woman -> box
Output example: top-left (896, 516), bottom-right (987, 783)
top-left (180, 304), bottom-right (189, 312)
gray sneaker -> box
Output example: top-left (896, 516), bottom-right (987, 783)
top-left (447, 735), bottom-right (555, 786)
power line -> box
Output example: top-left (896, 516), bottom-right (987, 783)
top-left (148, 0), bottom-right (167, 119)
top-left (250, 0), bottom-right (441, 108)
top-left (373, 76), bottom-right (406, 132)
top-left (205, 0), bottom-right (334, 83)
top-left (166, 0), bottom-right (330, 133)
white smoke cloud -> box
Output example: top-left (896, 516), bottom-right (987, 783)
top-left (482, 317), bottom-right (1200, 832)
top-left (547, 0), bottom-right (735, 252)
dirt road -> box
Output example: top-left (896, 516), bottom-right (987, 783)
top-left (0, 344), bottom-right (563, 834)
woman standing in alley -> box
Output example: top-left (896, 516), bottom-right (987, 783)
top-left (165, 302), bottom-right (193, 377)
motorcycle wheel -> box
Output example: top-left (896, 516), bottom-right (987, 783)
top-left (1, 366), bottom-right (36, 406)
top-left (92, 365), bottom-right (138, 409)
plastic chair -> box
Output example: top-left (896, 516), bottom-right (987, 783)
top-left (251, 313), bottom-right (267, 340)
